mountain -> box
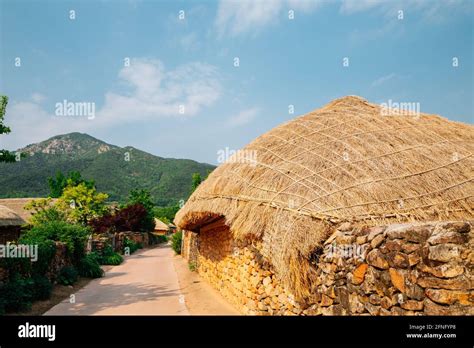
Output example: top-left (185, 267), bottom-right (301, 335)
top-left (0, 133), bottom-right (215, 206)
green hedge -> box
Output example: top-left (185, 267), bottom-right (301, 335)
top-left (99, 245), bottom-right (123, 265)
top-left (0, 274), bottom-right (34, 314)
top-left (57, 266), bottom-right (78, 285)
top-left (171, 231), bottom-right (182, 255)
top-left (123, 238), bottom-right (142, 255)
top-left (0, 216), bottom-right (105, 315)
top-left (150, 234), bottom-right (168, 245)
top-left (77, 253), bottom-right (104, 278)
top-left (20, 221), bottom-right (90, 265)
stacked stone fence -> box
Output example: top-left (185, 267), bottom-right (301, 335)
top-left (92, 231), bottom-right (155, 255)
top-left (0, 241), bottom-right (72, 284)
top-left (182, 220), bottom-right (473, 315)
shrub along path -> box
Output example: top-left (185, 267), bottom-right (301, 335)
top-left (45, 244), bottom-right (190, 315)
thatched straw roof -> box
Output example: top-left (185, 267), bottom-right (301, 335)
top-left (175, 95), bottom-right (474, 299)
top-left (154, 218), bottom-right (170, 231)
top-left (0, 198), bottom-right (54, 222)
top-left (0, 205), bottom-right (26, 227)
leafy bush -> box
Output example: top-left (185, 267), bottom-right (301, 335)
top-left (24, 198), bottom-right (67, 225)
top-left (14, 236), bottom-right (56, 277)
top-left (188, 262), bottom-right (197, 272)
top-left (150, 234), bottom-right (168, 244)
top-left (32, 274), bottom-right (52, 300)
top-left (123, 238), bottom-right (142, 255)
top-left (101, 253), bottom-right (123, 265)
top-left (20, 221), bottom-right (90, 265)
top-left (77, 253), bottom-right (104, 278)
top-left (0, 274), bottom-right (34, 313)
top-left (98, 245), bottom-right (123, 265)
top-left (88, 213), bottom-right (115, 234)
top-left (0, 246), bottom-right (35, 280)
top-left (171, 231), bottom-right (182, 255)
top-left (89, 203), bottom-right (152, 233)
top-left (57, 266), bottom-right (78, 285)
top-left (126, 189), bottom-right (155, 232)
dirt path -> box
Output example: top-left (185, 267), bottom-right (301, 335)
top-left (44, 244), bottom-right (238, 315)
top-left (45, 245), bottom-right (189, 315)
top-left (172, 253), bottom-right (239, 315)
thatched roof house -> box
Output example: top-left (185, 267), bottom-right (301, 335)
top-left (154, 218), bottom-right (170, 234)
top-left (175, 96), bottom-right (474, 315)
top-left (0, 198), bottom-right (56, 222)
top-left (0, 205), bottom-right (25, 227)
top-left (0, 205), bottom-right (26, 244)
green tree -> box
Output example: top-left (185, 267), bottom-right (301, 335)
top-left (171, 231), bottom-right (182, 255)
top-left (48, 172), bottom-right (66, 198)
top-left (24, 198), bottom-right (67, 225)
top-left (0, 96), bottom-right (17, 163)
top-left (191, 172), bottom-right (202, 192)
top-left (127, 189), bottom-right (154, 212)
top-left (126, 189), bottom-right (155, 231)
top-left (58, 182), bottom-right (108, 225)
top-left (48, 171), bottom-right (95, 198)
top-left (153, 204), bottom-right (180, 222)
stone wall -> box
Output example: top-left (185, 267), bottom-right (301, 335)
top-left (92, 231), bottom-right (152, 254)
top-left (184, 220), bottom-right (301, 315)
top-left (309, 220), bottom-right (473, 316)
top-left (46, 242), bottom-right (71, 281)
top-left (121, 231), bottom-right (149, 247)
top-left (0, 241), bottom-right (71, 284)
top-left (182, 220), bottom-right (473, 315)
top-left (182, 230), bottom-right (199, 267)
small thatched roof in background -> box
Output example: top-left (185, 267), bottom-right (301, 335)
top-left (0, 198), bottom-right (57, 222)
top-left (175, 95), bottom-right (474, 299)
top-left (154, 218), bottom-right (170, 231)
top-left (0, 205), bottom-right (26, 227)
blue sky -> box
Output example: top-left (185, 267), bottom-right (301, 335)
top-left (1, 0), bottom-right (473, 164)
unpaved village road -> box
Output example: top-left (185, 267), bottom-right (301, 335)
top-left (45, 244), bottom-right (237, 315)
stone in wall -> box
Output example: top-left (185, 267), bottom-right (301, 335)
top-left (194, 224), bottom-right (302, 315)
top-left (46, 242), bottom-right (72, 281)
top-left (186, 220), bottom-right (473, 316)
top-left (311, 221), bottom-right (473, 316)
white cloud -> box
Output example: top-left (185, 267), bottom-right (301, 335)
top-left (98, 58), bottom-right (221, 125)
top-left (1, 100), bottom-right (90, 150)
top-left (2, 92), bottom-right (91, 149)
top-left (84, 58), bottom-right (221, 125)
top-left (287, 0), bottom-right (323, 12)
top-left (371, 73), bottom-right (397, 87)
top-left (228, 107), bottom-right (259, 127)
top-left (214, 0), bottom-right (470, 37)
top-left (340, 0), bottom-right (385, 14)
top-left (20, 58), bottom-right (221, 128)
top-left (340, 0), bottom-right (472, 21)
top-left (179, 32), bottom-right (200, 51)
top-left (215, 0), bottom-right (323, 37)
top-left (2, 58), bottom-right (222, 150)
top-left (31, 93), bottom-right (46, 103)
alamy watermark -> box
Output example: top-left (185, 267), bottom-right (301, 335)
top-left (380, 99), bottom-right (420, 117)
top-left (217, 147), bottom-right (257, 166)
top-left (0, 243), bottom-right (38, 262)
top-left (325, 243), bottom-right (368, 261)
top-left (55, 99), bottom-right (95, 120)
